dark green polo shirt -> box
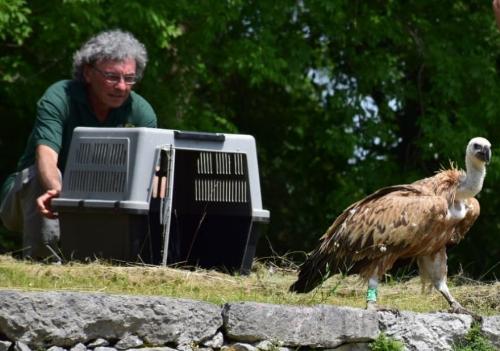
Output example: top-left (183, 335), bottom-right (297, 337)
top-left (0, 79), bottom-right (157, 202)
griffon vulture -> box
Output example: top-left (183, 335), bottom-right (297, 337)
top-left (289, 137), bottom-right (491, 316)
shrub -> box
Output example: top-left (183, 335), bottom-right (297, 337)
top-left (370, 333), bottom-right (404, 351)
top-left (452, 325), bottom-right (496, 351)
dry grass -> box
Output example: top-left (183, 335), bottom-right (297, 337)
top-left (0, 254), bottom-right (498, 316)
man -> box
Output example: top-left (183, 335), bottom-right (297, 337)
top-left (0, 29), bottom-right (157, 260)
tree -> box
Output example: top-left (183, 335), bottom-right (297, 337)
top-left (0, 0), bottom-right (498, 278)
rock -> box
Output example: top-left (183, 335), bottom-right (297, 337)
top-left (482, 315), bottom-right (500, 348)
top-left (203, 331), bottom-right (224, 348)
top-left (378, 310), bottom-right (473, 351)
top-left (254, 340), bottom-right (277, 351)
top-left (0, 290), bottom-right (222, 349)
top-left (14, 341), bottom-right (32, 351)
top-left (70, 343), bottom-right (88, 351)
top-left (114, 335), bottom-right (143, 350)
top-left (328, 343), bottom-right (370, 351)
top-left (0, 341), bottom-right (12, 351)
top-left (0, 290), bottom-right (497, 351)
top-left (223, 302), bottom-right (379, 348)
top-left (176, 343), bottom-right (194, 351)
top-left (224, 343), bottom-right (258, 351)
top-left (87, 338), bottom-right (109, 348)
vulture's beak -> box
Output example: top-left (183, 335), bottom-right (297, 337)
top-left (477, 146), bottom-right (491, 164)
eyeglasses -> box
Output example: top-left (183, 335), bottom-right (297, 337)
top-left (92, 66), bottom-right (137, 85)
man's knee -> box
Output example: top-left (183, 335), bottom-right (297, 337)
top-left (23, 208), bottom-right (60, 259)
top-left (1, 166), bottom-right (61, 259)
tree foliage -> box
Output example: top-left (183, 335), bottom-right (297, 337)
top-left (1, 0), bottom-right (499, 279)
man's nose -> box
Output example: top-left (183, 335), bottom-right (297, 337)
top-left (115, 77), bottom-right (128, 90)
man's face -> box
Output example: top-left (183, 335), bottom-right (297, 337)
top-left (83, 58), bottom-right (137, 110)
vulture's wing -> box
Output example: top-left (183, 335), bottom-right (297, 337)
top-left (449, 197), bottom-right (480, 245)
top-left (290, 184), bottom-right (452, 293)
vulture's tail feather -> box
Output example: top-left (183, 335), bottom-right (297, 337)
top-left (289, 250), bottom-right (333, 293)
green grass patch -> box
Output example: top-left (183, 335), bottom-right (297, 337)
top-left (0, 254), bottom-right (498, 316)
top-left (370, 333), bottom-right (404, 351)
top-left (452, 324), bottom-right (497, 351)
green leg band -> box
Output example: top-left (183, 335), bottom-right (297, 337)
top-left (366, 287), bottom-right (377, 302)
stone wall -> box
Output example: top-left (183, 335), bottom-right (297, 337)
top-left (0, 290), bottom-right (498, 351)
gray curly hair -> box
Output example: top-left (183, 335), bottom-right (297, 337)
top-left (72, 29), bottom-right (148, 81)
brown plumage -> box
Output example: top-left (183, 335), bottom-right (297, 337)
top-left (290, 169), bottom-right (477, 290)
top-left (290, 137), bottom-right (491, 317)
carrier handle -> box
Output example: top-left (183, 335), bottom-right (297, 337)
top-left (174, 130), bottom-right (225, 142)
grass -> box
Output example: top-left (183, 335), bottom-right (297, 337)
top-left (452, 324), bottom-right (497, 351)
top-left (370, 333), bottom-right (404, 351)
top-left (0, 254), bottom-right (498, 316)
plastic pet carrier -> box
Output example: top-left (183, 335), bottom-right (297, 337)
top-left (52, 127), bottom-right (270, 274)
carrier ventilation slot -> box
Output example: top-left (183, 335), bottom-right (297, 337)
top-left (195, 179), bottom-right (248, 203)
top-left (75, 142), bottom-right (127, 166)
top-left (66, 170), bottom-right (127, 193)
top-left (66, 141), bottom-right (128, 193)
top-left (195, 152), bottom-right (248, 203)
top-left (196, 152), bottom-right (246, 175)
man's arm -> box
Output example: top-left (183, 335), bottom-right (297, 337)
top-left (493, 0), bottom-right (500, 30)
top-left (35, 144), bottom-right (62, 219)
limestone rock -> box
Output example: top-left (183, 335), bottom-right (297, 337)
top-left (223, 302), bottom-right (379, 348)
top-left (482, 315), bottom-right (500, 348)
top-left (115, 334), bottom-right (144, 350)
top-left (0, 341), bottom-right (12, 351)
top-left (327, 344), bottom-right (370, 351)
top-left (203, 331), bottom-right (224, 348)
top-left (176, 343), bottom-right (194, 351)
top-left (0, 290), bottom-right (222, 349)
top-left (69, 343), bottom-right (88, 351)
top-left (378, 310), bottom-right (473, 351)
top-left (254, 340), bottom-right (278, 351)
top-left (14, 341), bottom-right (32, 351)
top-left (226, 343), bottom-right (258, 351)
top-left (88, 338), bottom-right (109, 348)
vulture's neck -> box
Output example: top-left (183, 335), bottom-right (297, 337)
top-left (456, 156), bottom-right (486, 200)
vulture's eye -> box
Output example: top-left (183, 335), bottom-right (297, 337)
top-left (473, 143), bottom-right (481, 150)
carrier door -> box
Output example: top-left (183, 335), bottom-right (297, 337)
top-left (169, 149), bottom-right (253, 272)
top-left (149, 146), bottom-right (176, 265)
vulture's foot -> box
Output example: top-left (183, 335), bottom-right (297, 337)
top-left (448, 303), bottom-right (483, 322)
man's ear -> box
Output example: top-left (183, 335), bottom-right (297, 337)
top-left (82, 64), bottom-right (92, 83)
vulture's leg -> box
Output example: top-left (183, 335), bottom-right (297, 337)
top-left (418, 249), bottom-right (481, 321)
top-left (365, 276), bottom-right (378, 311)
top-left (417, 249), bottom-right (460, 308)
top-left (365, 275), bottom-right (399, 314)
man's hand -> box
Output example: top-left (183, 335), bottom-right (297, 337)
top-left (37, 189), bottom-right (60, 219)
top-left (493, 0), bottom-right (500, 30)
top-left (35, 145), bottom-right (62, 219)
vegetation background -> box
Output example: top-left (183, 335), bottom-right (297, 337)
top-left (1, 0), bottom-right (499, 280)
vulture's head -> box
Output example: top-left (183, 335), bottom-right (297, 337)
top-left (466, 137), bottom-right (491, 167)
